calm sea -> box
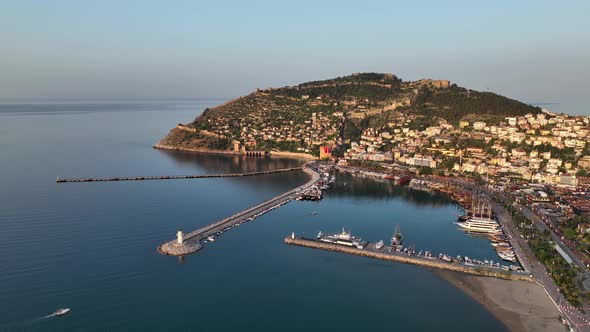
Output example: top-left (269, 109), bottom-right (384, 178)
top-left (0, 101), bottom-right (505, 331)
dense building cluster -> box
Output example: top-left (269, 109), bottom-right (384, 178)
top-left (343, 110), bottom-right (590, 187)
top-left (194, 94), bottom-right (343, 154)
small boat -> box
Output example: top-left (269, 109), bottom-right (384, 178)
top-left (54, 308), bottom-right (70, 317)
top-left (312, 212), bottom-right (318, 215)
top-left (391, 224), bottom-right (403, 247)
top-left (375, 240), bottom-right (384, 250)
top-left (207, 236), bottom-right (216, 242)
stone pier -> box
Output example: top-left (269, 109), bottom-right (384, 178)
top-left (284, 236), bottom-right (533, 282)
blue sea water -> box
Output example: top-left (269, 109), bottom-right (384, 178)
top-left (0, 101), bottom-right (505, 331)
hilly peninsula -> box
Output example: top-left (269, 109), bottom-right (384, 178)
top-left (155, 73), bottom-right (540, 158)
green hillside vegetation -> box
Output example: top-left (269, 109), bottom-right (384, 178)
top-left (410, 85), bottom-right (540, 125)
top-left (157, 73), bottom-right (542, 153)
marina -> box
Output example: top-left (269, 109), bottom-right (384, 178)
top-left (285, 233), bottom-right (530, 281)
top-left (409, 178), bottom-right (524, 266)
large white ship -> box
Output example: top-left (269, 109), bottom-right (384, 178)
top-left (456, 196), bottom-right (500, 233)
top-left (456, 216), bottom-right (499, 233)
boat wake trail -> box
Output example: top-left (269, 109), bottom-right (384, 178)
top-left (39, 313), bottom-right (56, 319)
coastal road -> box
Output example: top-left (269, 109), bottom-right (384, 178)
top-left (423, 176), bottom-right (590, 330)
top-left (517, 204), bottom-right (588, 271)
top-left (491, 192), bottom-right (590, 331)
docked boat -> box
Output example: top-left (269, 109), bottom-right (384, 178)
top-left (456, 216), bottom-right (499, 233)
top-left (54, 308), bottom-right (70, 317)
top-left (497, 249), bottom-right (516, 262)
top-left (391, 224), bottom-right (403, 247)
top-left (375, 240), bottom-right (384, 250)
top-left (207, 236), bottom-right (216, 242)
top-left (439, 253), bottom-right (452, 262)
top-left (498, 253), bottom-right (516, 262)
top-left (396, 176), bottom-right (412, 186)
top-left (317, 228), bottom-right (367, 249)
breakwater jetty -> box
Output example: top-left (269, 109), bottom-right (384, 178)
top-left (56, 167), bottom-right (302, 183)
top-left (158, 166), bottom-right (322, 256)
top-left (284, 236), bottom-right (532, 282)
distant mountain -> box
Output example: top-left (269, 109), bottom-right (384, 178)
top-left (155, 73), bottom-right (541, 155)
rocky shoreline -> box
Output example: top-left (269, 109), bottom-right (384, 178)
top-left (153, 143), bottom-right (317, 160)
top-left (153, 142), bottom-right (238, 155)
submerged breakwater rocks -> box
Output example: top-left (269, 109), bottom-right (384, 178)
top-left (158, 240), bottom-right (202, 256)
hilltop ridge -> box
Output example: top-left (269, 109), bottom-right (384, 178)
top-left (156, 73), bottom-right (541, 157)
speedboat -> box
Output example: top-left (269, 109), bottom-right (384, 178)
top-left (54, 308), bottom-right (70, 317)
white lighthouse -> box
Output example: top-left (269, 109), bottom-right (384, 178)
top-left (176, 228), bottom-right (184, 245)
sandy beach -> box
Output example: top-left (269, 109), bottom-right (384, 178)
top-left (436, 271), bottom-right (566, 331)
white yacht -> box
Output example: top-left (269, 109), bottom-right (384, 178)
top-left (456, 216), bottom-right (499, 233)
top-left (54, 308), bottom-right (70, 317)
top-left (317, 228), bottom-right (367, 249)
top-left (498, 251), bottom-right (516, 262)
top-left (375, 240), bottom-right (384, 250)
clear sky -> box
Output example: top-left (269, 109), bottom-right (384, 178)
top-left (1, 0), bottom-right (589, 114)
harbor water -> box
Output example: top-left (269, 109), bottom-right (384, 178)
top-left (0, 101), bottom-right (505, 331)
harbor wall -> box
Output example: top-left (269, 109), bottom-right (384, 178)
top-left (56, 167), bottom-right (302, 183)
top-left (158, 166), bottom-right (321, 256)
top-left (284, 237), bottom-right (533, 282)
top-left (155, 143), bottom-right (316, 160)
top-left (153, 143), bottom-right (238, 156)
